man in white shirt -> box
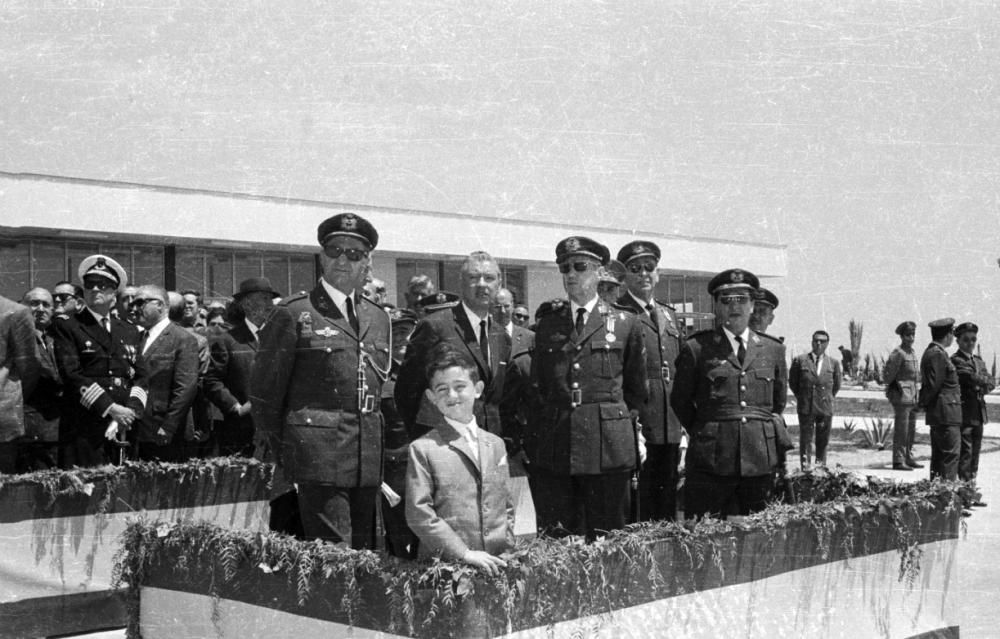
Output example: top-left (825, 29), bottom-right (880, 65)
top-left (789, 330), bottom-right (843, 470)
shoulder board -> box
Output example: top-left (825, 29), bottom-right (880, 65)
top-left (536, 298), bottom-right (568, 317)
top-left (279, 291), bottom-right (309, 306)
top-left (654, 299), bottom-right (675, 310)
top-left (612, 302), bottom-right (637, 314)
top-left (754, 331), bottom-right (784, 344)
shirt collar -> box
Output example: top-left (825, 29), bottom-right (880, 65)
top-left (570, 295), bottom-right (599, 318)
top-left (461, 301), bottom-right (489, 330)
top-left (628, 290), bottom-right (653, 310)
top-left (320, 278), bottom-right (354, 317)
top-left (144, 316), bottom-right (172, 346)
top-left (722, 325), bottom-right (750, 343)
top-left (504, 321), bottom-right (513, 336)
top-left (443, 415), bottom-right (478, 439)
top-left (86, 307), bottom-right (107, 324)
top-left (244, 318), bottom-right (261, 338)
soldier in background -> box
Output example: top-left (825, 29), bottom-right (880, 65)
top-left (404, 275), bottom-right (437, 319)
top-left (883, 321), bottom-right (922, 470)
top-left (525, 236), bottom-right (647, 539)
top-left (252, 213), bottom-right (390, 549)
top-left (671, 268), bottom-right (788, 520)
top-left (596, 259), bottom-right (625, 306)
top-left (951, 322), bottom-right (993, 497)
top-left (749, 287), bottom-right (779, 337)
top-left (615, 240), bottom-right (683, 521)
top-left (919, 318), bottom-right (961, 480)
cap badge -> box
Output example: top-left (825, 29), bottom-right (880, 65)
top-left (342, 215), bottom-right (357, 230)
top-left (731, 270), bottom-right (744, 283)
top-left (96, 258), bottom-right (106, 268)
top-left (633, 244), bottom-right (644, 255)
top-left (436, 293), bottom-right (447, 303)
top-left (566, 237), bottom-right (580, 251)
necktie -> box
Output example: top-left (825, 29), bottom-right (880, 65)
top-left (479, 319), bottom-right (490, 368)
top-left (465, 426), bottom-right (479, 462)
top-left (101, 316), bottom-right (110, 334)
top-left (645, 303), bottom-right (659, 329)
top-left (575, 308), bottom-right (586, 335)
top-left (345, 296), bottom-right (359, 333)
top-left (735, 335), bottom-right (746, 365)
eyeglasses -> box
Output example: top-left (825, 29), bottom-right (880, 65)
top-left (53, 293), bottom-right (75, 303)
top-left (559, 261), bottom-right (595, 274)
top-left (82, 280), bottom-right (116, 292)
top-left (627, 263), bottom-right (657, 274)
top-left (717, 294), bottom-right (751, 305)
top-left (131, 298), bottom-right (164, 307)
top-left (323, 245), bottom-right (369, 261)
top-left (513, 313), bottom-right (529, 320)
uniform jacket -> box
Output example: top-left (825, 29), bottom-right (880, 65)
top-left (671, 327), bottom-right (788, 477)
top-left (395, 303), bottom-right (512, 440)
top-left (615, 293), bottom-right (684, 445)
top-left (405, 407), bottom-right (515, 561)
top-left (50, 308), bottom-right (147, 446)
top-left (23, 329), bottom-right (62, 442)
top-left (883, 346), bottom-right (919, 406)
top-left (951, 350), bottom-right (994, 425)
top-left (251, 284), bottom-right (390, 486)
top-left (204, 322), bottom-right (258, 435)
top-left (136, 322), bottom-right (200, 444)
top-left (788, 352), bottom-right (842, 417)
top-left (524, 300), bottom-right (648, 476)
top-left (0, 296), bottom-right (40, 443)
top-left (501, 325), bottom-right (535, 452)
top-left (919, 343), bottom-right (962, 426)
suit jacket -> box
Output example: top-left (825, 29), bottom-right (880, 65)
top-left (405, 407), bottom-right (515, 561)
top-left (500, 325), bottom-right (535, 452)
top-left (883, 346), bottom-right (919, 406)
top-left (23, 329), bottom-right (62, 442)
top-left (615, 294), bottom-right (684, 445)
top-left (251, 284), bottom-right (390, 486)
top-left (525, 300), bottom-right (647, 476)
top-left (919, 342), bottom-right (962, 426)
top-left (204, 322), bottom-right (258, 433)
top-left (395, 303), bottom-right (512, 440)
top-left (951, 350), bottom-right (994, 425)
top-left (50, 308), bottom-right (147, 446)
top-left (0, 296), bottom-right (40, 443)
top-left (788, 352), bottom-right (842, 417)
top-left (136, 322), bottom-right (200, 444)
top-left (671, 327), bottom-right (788, 477)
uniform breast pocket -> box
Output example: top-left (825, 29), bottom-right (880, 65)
top-left (749, 369), bottom-right (774, 405)
top-left (591, 341), bottom-right (623, 377)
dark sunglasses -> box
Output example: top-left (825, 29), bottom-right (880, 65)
top-left (627, 262), bottom-right (657, 274)
top-left (718, 294), bottom-right (751, 305)
top-left (53, 293), bottom-right (75, 302)
top-left (513, 312), bottom-right (529, 319)
top-left (131, 297), bottom-right (164, 307)
top-left (323, 245), bottom-right (369, 261)
top-left (558, 261), bottom-right (594, 274)
top-left (82, 279), bottom-right (116, 291)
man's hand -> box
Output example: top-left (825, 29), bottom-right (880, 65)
top-left (461, 550), bottom-right (507, 576)
top-left (108, 403), bottom-right (136, 427)
top-left (236, 401), bottom-right (253, 417)
top-left (637, 430), bottom-right (647, 465)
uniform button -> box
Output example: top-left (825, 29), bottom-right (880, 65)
top-left (306, 418), bottom-right (313, 425)
top-left (576, 345), bottom-right (582, 351)
top-left (741, 417), bottom-right (747, 424)
top-left (573, 363), bottom-right (581, 370)
top-left (740, 372), bottom-right (746, 377)
top-left (740, 401), bottom-right (747, 408)
top-left (571, 382), bottom-right (580, 389)
top-left (740, 386), bottom-right (747, 392)
top-left (326, 347), bottom-right (332, 353)
top-left (604, 344), bottom-right (610, 350)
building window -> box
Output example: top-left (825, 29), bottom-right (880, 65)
top-left (0, 239), bottom-right (30, 298)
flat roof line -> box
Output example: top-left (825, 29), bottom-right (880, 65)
top-left (0, 170), bottom-right (786, 251)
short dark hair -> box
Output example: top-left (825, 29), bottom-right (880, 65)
top-left (424, 342), bottom-right (480, 385)
top-left (54, 280), bottom-right (84, 297)
top-left (180, 289), bottom-right (202, 303)
top-left (812, 330), bottom-right (830, 341)
top-left (930, 325), bottom-right (952, 341)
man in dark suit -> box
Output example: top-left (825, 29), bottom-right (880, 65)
top-left (671, 268), bottom-right (788, 520)
top-left (133, 285), bottom-right (200, 462)
top-left (951, 322), bottom-right (993, 491)
top-left (919, 318), bottom-right (962, 480)
top-left (524, 236), bottom-right (647, 539)
top-left (50, 255), bottom-right (147, 468)
top-left (252, 213), bottom-right (391, 549)
top-left (0, 289), bottom-right (40, 473)
top-left (204, 277), bottom-right (280, 457)
top-left (19, 288), bottom-right (61, 471)
top-left (615, 240), bottom-right (684, 521)
top-left (395, 251), bottom-right (512, 443)
top-left (789, 330), bottom-right (843, 470)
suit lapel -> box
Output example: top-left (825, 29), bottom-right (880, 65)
top-left (452, 306), bottom-right (490, 380)
top-left (80, 309), bottom-right (112, 348)
top-left (742, 332), bottom-right (766, 371)
top-left (434, 411), bottom-right (481, 474)
top-left (574, 304), bottom-right (605, 346)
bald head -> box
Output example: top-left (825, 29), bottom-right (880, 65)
top-left (22, 288), bottom-right (54, 330)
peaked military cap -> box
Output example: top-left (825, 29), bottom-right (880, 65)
top-left (234, 276), bottom-right (281, 300)
top-left (600, 259), bottom-right (627, 284)
top-left (895, 321), bottom-right (916, 336)
top-left (78, 254), bottom-right (127, 293)
top-left (616, 240), bottom-right (661, 265)
top-left (555, 236), bottom-right (610, 265)
top-left (417, 291), bottom-right (460, 313)
top-left (754, 287), bottom-right (779, 309)
top-left (954, 322), bottom-right (978, 337)
top-left (927, 318), bottom-right (955, 330)
top-left (707, 268), bottom-right (759, 295)
top-left (317, 213), bottom-right (379, 249)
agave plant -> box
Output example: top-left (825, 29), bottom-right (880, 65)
top-left (842, 418), bottom-right (858, 434)
top-left (859, 417), bottom-right (893, 450)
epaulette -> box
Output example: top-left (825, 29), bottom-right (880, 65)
top-left (654, 298), bottom-right (676, 310)
top-left (754, 331), bottom-right (784, 344)
top-left (612, 301), bottom-right (637, 314)
top-left (280, 290), bottom-right (309, 306)
top-left (388, 307), bottom-right (418, 324)
top-left (535, 298), bottom-right (568, 317)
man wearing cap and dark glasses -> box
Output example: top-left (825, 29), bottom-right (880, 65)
top-left (749, 287), bottom-right (779, 337)
top-left (951, 322), bottom-right (993, 499)
top-left (520, 236), bottom-right (647, 539)
top-left (49, 255), bottom-right (147, 467)
top-left (919, 318), bottom-right (962, 480)
top-left (671, 268), bottom-right (788, 520)
top-left (251, 213), bottom-right (391, 549)
top-left (884, 321), bottom-right (922, 470)
top-left (614, 240), bottom-right (684, 521)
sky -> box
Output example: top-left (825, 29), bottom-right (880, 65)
top-left (2, 1), bottom-right (999, 360)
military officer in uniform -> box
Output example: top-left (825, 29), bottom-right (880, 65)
top-left (251, 213), bottom-right (391, 549)
top-left (951, 322), bottom-right (993, 488)
top-left (524, 236), bottom-right (647, 539)
top-left (919, 318), bottom-right (962, 480)
top-left (883, 321), bottom-right (922, 470)
top-left (49, 255), bottom-right (147, 468)
top-left (671, 268), bottom-right (788, 520)
top-left (615, 240), bottom-right (683, 521)
top-left (749, 287), bottom-right (779, 337)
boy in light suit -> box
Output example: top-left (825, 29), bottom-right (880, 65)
top-left (405, 343), bottom-right (515, 575)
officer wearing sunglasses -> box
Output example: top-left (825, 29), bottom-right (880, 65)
top-left (518, 235), bottom-right (648, 540)
top-left (671, 268), bottom-right (789, 520)
top-left (251, 212), bottom-right (391, 549)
